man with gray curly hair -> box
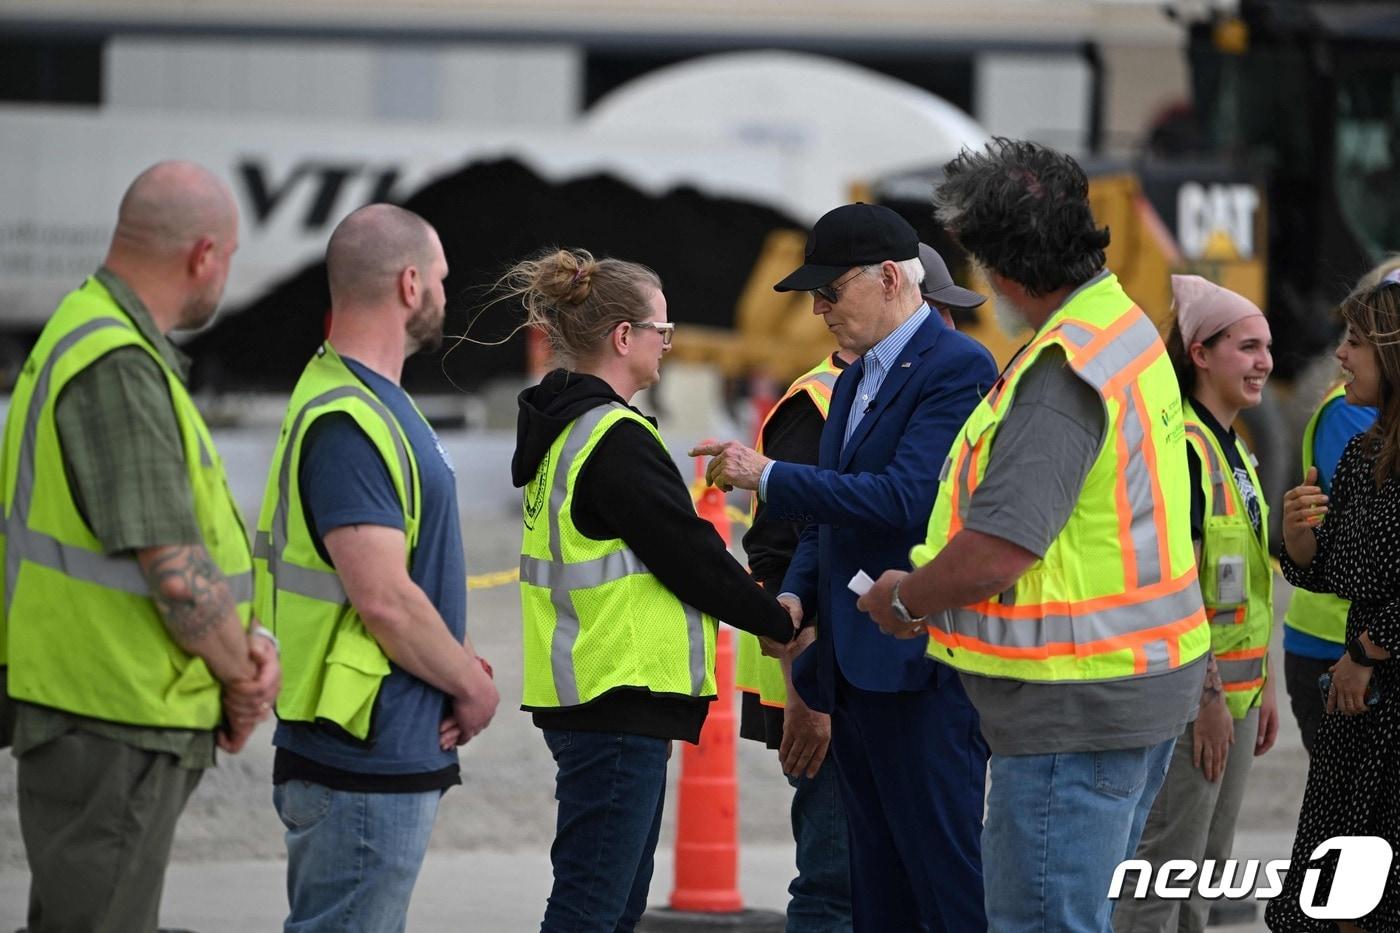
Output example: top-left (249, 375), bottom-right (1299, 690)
top-left (860, 139), bottom-right (1209, 932)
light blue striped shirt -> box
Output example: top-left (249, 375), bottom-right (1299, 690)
top-left (758, 304), bottom-right (930, 499)
top-left (842, 305), bottom-right (930, 447)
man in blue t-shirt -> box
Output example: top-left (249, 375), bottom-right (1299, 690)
top-left (1282, 391), bottom-right (1377, 753)
top-left (270, 205), bottom-right (499, 931)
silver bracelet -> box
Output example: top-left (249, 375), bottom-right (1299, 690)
top-left (251, 622), bottom-right (280, 653)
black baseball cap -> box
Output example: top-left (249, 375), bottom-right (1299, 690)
top-left (919, 242), bottom-right (986, 310)
top-left (774, 203), bottom-right (920, 293)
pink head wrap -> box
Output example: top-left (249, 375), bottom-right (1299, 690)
top-left (1172, 274), bottom-right (1265, 349)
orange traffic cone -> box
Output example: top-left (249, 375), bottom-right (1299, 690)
top-left (637, 452), bottom-right (783, 931)
top-left (670, 624), bottom-right (741, 911)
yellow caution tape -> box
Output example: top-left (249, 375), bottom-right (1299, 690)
top-left (467, 568), bottom-right (519, 590)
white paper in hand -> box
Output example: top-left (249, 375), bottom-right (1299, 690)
top-left (848, 570), bottom-right (874, 596)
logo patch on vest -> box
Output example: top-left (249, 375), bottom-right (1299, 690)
top-left (1160, 398), bottom-right (1185, 443)
top-left (523, 450), bottom-right (549, 530)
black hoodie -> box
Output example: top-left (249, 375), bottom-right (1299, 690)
top-left (513, 369), bottom-right (793, 743)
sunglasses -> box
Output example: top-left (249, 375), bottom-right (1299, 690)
top-left (809, 265), bottom-right (873, 304)
top-left (631, 320), bottom-right (675, 347)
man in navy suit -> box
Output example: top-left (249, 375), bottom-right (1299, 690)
top-left (694, 203), bottom-right (996, 932)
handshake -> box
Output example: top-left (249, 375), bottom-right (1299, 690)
top-left (758, 594), bottom-right (807, 661)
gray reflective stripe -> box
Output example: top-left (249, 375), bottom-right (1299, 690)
top-left (1058, 322), bottom-right (1095, 348)
top-left (1218, 656), bottom-right (1265, 684)
top-left (1210, 606), bottom-right (1243, 625)
top-left (536, 403), bottom-right (707, 705)
top-left (266, 383), bottom-right (413, 607)
top-left (1120, 388), bottom-right (1162, 586)
top-left (683, 602), bottom-right (706, 694)
top-left (275, 563), bottom-right (346, 603)
top-left (1075, 313), bottom-right (1162, 390)
top-left (197, 431), bottom-right (213, 468)
top-left (1141, 640), bottom-right (1171, 674)
top-left (7, 522), bottom-right (148, 595)
top-left (226, 571), bottom-right (253, 603)
top-left (5, 318), bottom-right (144, 612)
top-left (810, 370), bottom-right (839, 391)
top-left (955, 431), bottom-right (977, 524)
top-left (520, 548), bottom-right (645, 590)
top-left (546, 404), bottom-right (618, 707)
top-left (942, 581), bottom-right (1202, 650)
top-left (1185, 425), bottom-right (1231, 517)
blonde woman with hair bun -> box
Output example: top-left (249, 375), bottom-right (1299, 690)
top-left (503, 248), bottom-right (796, 932)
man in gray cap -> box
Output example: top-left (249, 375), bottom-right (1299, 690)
top-left (692, 203), bottom-right (997, 932)
top-left (918, 241), bottom-right (986, 328)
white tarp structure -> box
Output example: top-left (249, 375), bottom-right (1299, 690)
top-left (586, 50), bottom-right (988, 224)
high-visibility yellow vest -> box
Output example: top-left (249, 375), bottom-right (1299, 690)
top-left (1183, 400), bottom-right (1272, 718)
top-left (253, 343), bottom-right (420, 741)
top-left (914, 273), bottom-right (1210, 681)
top-left (735, 355), bottom-right (841, 707)
top-left (1, 276), bottom-right (251, 728)
top-left (1283, 384), bottom-right (1351, 647)
top-left (519, 402), bottom-right (717, 709)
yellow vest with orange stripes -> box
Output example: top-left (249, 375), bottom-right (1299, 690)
top-left (1183, 399), bottom-right (1272, 718)
top-left (913, 273), bottom-right (1209, 682)
top-left (734, 355), bottom-right (841, 707)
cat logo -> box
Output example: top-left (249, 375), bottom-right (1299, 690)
top-left (1177, 182), bottom-right (1260, 262)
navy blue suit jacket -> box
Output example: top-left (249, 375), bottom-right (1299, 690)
top-left (770, 313), bottom-right (996, 710)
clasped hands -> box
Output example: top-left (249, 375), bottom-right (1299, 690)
top-left (688, 441), bottom-right (772, 493)
top-left (219, 625), bottom-right (281, 753)
top-left (442, 651), bottom-right (500, 750)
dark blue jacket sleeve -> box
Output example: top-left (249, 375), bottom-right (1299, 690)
top-left (763, 350), bottom-right (997, 530)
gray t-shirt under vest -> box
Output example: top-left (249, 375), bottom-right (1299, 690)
top-left (956, 347), bottom-right (1204, 756)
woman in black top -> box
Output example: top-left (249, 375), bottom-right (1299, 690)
top-left (502, 247), bottom-right (795, 933)
top-left (1268, 276), bottom-right (1400, 932)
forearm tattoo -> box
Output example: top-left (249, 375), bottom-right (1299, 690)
top-left (1201, 652), bottom-right (1224, 705)
top-left (144, 546), bottom-right (235, 645)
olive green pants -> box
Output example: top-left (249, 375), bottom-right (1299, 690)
top-left (17, 729), bottom-right (203, 933)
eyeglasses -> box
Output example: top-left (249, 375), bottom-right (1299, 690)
top-left (809, 266), bottom-right (873, 304)
top-left (631, 320), bottom-right (675, 347)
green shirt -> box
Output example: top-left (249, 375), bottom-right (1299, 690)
top-left (11, 267), bottom-right (214, 769)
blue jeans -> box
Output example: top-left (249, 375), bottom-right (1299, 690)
top-left (787, 765), bottom-right (853, 933)
top-left (274, 780), bottom-right (440, 933)
top-left (983, 739), bottom-right (1176, 933)
top-left (541, 729), bottom-right (669, 933)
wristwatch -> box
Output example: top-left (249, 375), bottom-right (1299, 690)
top-left (1346, 637), bottom-right (1378, 668)
top-left (890, 579), bottom-right (926, 631)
